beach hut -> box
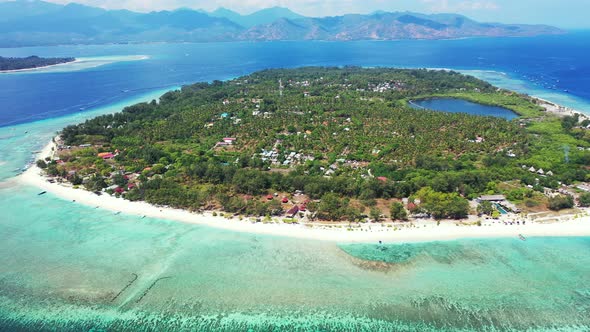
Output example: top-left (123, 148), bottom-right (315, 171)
top-left (286, 205), bottom-right (299, 218)
top-left (266, 194), bottom-right (274, 201)
top-left (281, 197), bottom-right (289, 204)
top-left (377, 176), bottom-right (388, 182)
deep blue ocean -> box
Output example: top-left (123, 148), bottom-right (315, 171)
top-left (0, 31), bottom-right (589, 127)
top-left (1, 33), bottom-right (590, 331)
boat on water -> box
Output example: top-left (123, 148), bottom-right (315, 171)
top-left (37, 191), bottom-right (47, 196)
top-left (519, 234), bottom-right (526, 241)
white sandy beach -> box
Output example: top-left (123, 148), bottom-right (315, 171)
top-left (0, 59), bottom-right (82, 74)
top-left (0, 55), bottom-right (149, 74)
top-left (16, 138), bottom-right (590, 244)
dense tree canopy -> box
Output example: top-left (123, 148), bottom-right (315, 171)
top-left (48, 67), bottom-right (590, 220)
top-left (0, 55), bottom-right (74, 71)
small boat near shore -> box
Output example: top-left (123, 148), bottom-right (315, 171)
top-left (37, 191), bottom-right (47, 196)
top-left (519, 234), bottom-right (526, 241)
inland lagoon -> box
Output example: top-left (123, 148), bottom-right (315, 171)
top-left (1, 38), bottom-right (590, 331)
top-left (409, 98), bottom-right (519, 120)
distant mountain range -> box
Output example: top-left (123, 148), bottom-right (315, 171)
top-left (0, 0), bottom-right (565, 47)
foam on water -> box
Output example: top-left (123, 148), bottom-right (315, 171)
top-left (0, 185), bottom-right (589, 330)
top-left (1, 38), bottom-right (590, 330)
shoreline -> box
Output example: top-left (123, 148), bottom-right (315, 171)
top-left (0, 55), bottom-right (149, 74)
top-left (0, 59), bottom-right (80, 74)
top-left (533, 95), bottom-right (587, 118)
top-left (18, 138), bottom-right (590, 244)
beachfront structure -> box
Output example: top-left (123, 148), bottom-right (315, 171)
top-left (478, 195), bottom-right (507, 202)
top-left (223, 137), bottom-right (236, 145)
top-left (286, 205), bottom-right (299, 218)
top-left (478, 195), bottom-right (521, 213)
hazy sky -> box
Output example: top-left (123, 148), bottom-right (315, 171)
top-left (11, 0), bottom-right (590, 28)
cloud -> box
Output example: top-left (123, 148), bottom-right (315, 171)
top-left (42, 0), bottom-right (355, 14)
top-left (420, 0), bottom-right (499, 12)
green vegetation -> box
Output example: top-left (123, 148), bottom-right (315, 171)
top-left (390, 202), bottom-right (408, 221)
top-left (46, 67), bottom-right (590, 221)
top-left (0, 55), bottom-right (75, 71)
top-left (547, 195), bottom-right (574, 211)
top-left (477, 200), bottom-right (494, 216)
top-left (414, 187), bottom-right (470, 219)
top-left (579, 193), bottom-right (590, 207)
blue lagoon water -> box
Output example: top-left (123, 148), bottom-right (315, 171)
top-left (1, 32), bottom-right (590, 330)
top-left (409, 98), bottom-right (519, 120)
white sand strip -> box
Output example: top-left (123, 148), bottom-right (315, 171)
top-left (16, 140), bottom-right (590, 244)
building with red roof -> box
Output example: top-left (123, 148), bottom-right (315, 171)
top-left (286, 205), bottom-right (299, 217)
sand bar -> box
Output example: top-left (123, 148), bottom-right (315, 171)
top-left (0, 55), bottom-right (149, 74)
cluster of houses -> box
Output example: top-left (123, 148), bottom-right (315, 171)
top-left (254, 191), bottom-right (311, 219)
top-left (368, 80), bottom-right (406, 93)
top-left (521, 165), bottom-right (554, 176)
top-left (288, 79), bottom-right (313, 87)
top-left (259, 148), bottom-right (315, 166)
top-left (104, 171), bottom-right (140, 194)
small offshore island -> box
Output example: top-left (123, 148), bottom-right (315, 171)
top-left (32, 67), bottom-right (590, 238)
top-left (0, 55), bottom-right (75, 72)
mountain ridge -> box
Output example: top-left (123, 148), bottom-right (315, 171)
top-left (0, 0), bottom-right (565, 47)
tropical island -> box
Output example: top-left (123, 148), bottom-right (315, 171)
top-left (0, 55), bottom-right (75, 72)
top-left (34, 67), bottom-right (590, 228)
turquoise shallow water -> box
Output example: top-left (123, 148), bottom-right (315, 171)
top-left (0, 185), bottom-right (589, 330)
top-left (1, 40), bottom-right (590, 330)
top-left (0, 87), bottom-right (175, 182)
